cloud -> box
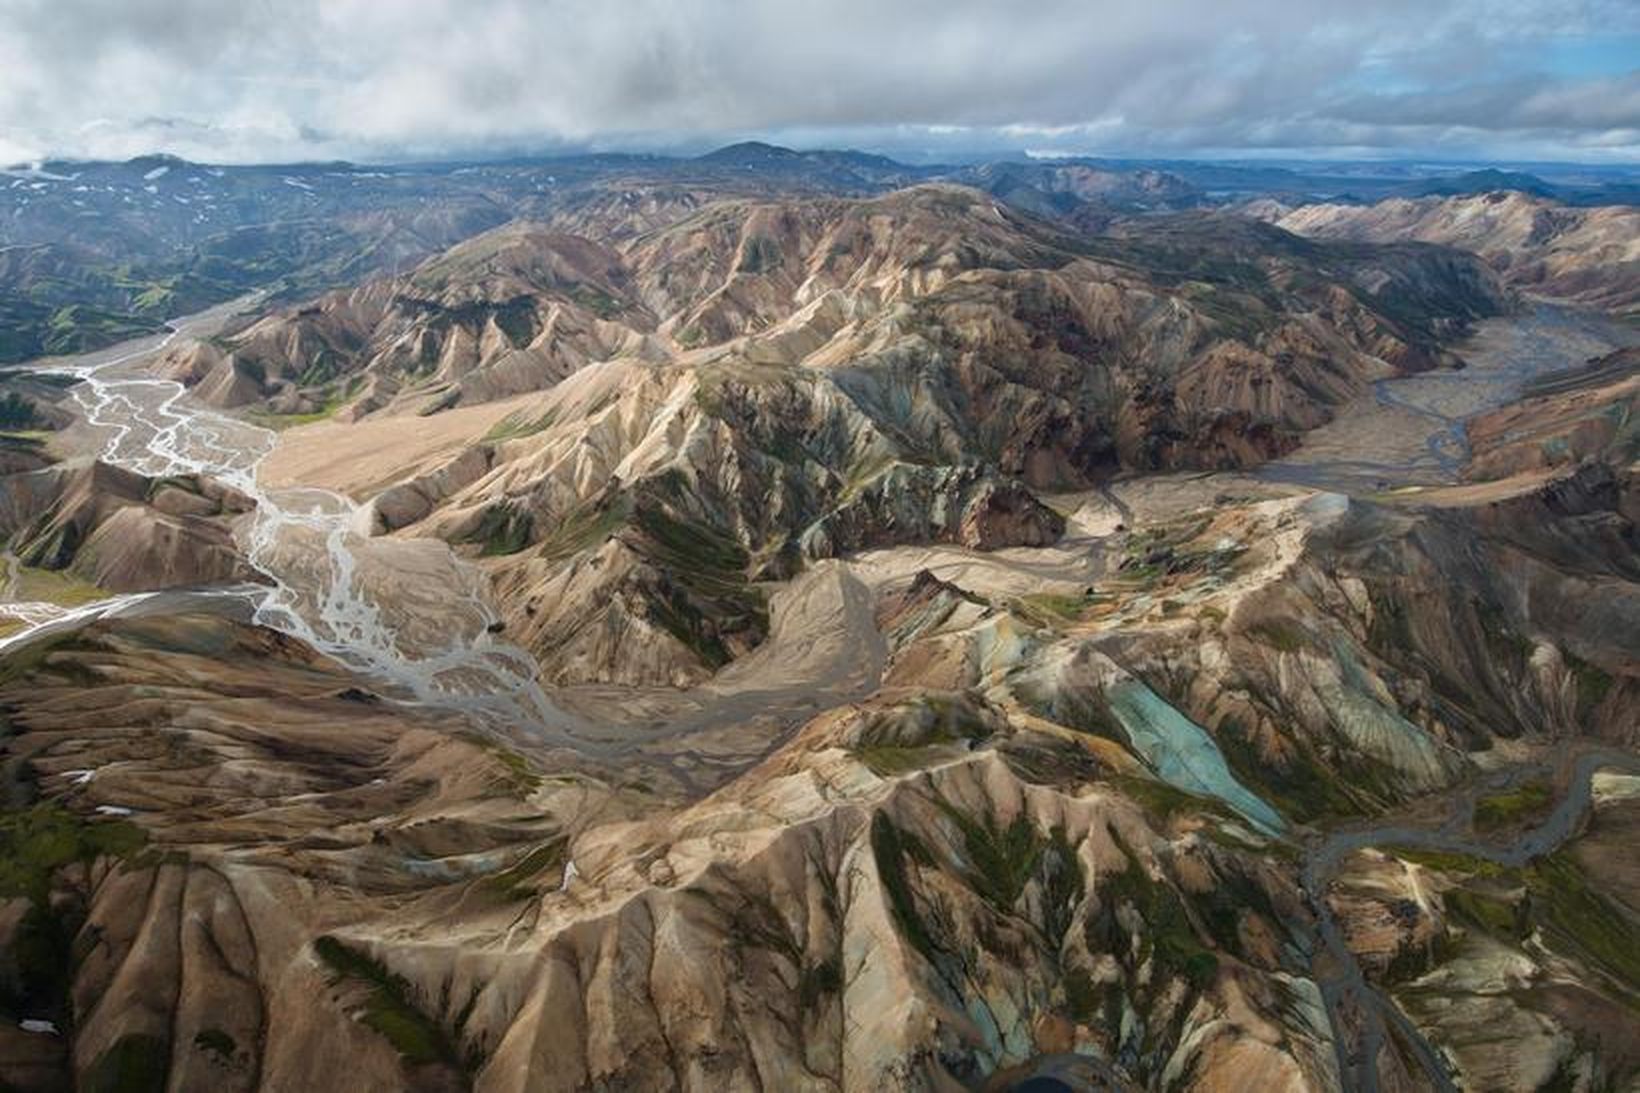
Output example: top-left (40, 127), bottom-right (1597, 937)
top-left (0, 0), bottom-right (1636, 163)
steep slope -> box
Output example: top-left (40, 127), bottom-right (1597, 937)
top-left (240, 186), bottom-right (1504, 684)
top-left (2, 452), bottom-right (1636, 1092)
top-left (1463, 346), bottom-right (1640, 482)
top-left (1260, 191), bottom-right (1640, 317)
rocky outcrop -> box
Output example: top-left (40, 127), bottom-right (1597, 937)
top-left (0, 458), bottom-right (258, 592)
top-left (800, 464), bottom-right (1064, 557)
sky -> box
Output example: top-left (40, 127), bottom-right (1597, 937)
top-left (0, 0), bottom-right (1637, 165)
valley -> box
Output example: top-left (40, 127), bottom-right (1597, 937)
top-left (0, 149), bottom-right (1636, 1093)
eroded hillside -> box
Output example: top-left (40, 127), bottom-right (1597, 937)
top-left (1, 166), bottom-right (1635, 1093)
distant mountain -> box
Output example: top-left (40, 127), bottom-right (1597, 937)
top-left (1389, 168), bottom-right (1558, 199)
top-left (1263, 190), bottom-right (1640, 318)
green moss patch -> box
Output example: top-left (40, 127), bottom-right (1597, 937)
top-left (462, 501), bottom-right (534, 556)
top-left (0, 804), bottom-right (146, 903)
top-left (480, 838), bottom-right (566, 902)
top-left (1473, 781), bottom-right (1553, 832)
top-left (313, 935), bottom-right (471, 1075)
top-left (85, 1033), bottom-right (170, 1093)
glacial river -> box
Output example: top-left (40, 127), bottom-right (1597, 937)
top-left (0, 302), bottom-right (574, 741)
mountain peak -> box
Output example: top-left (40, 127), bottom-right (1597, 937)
top-left (697, 140), bottom-right (803, 164)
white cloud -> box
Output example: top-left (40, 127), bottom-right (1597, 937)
top-left (0, 0), bottom-right (1635, 163)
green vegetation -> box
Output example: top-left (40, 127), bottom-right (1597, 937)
top-left (0, 392), bottom-right (40, 430)
top-left (1411, 850), bottom-right (1640, 991)
top-left (1248, 619), bottom-right (1308, 653)
top-left (934, 800), bottom-right (1045, 912)
top-left (0, 803), bottom-right (147, 903)
top-left (854, 744), bottom-right (942, 777)
top-left (1472, 780), bottom-right (1553, 832)
top-left (0, 803), bottom-right (145, 1032)
top-left (483, 407), bottom-right (558, 443)
top-left (457, 734), bottom-right (542, 797)
top-left (85, 1033), bottom-right (170, 1093)
top-left (849, 695), bottom-right (993, 776)
top-left (532, 495), bottom-right (630, 563)
top-left (1387, 847), bottom-right (1507, 878)
top-left (11, 564), bottom-right (109, 608)
top-left (313, 935), bottom-right (471, 1075)
top-left (193, 1028), bottom-right (238, 1059)
top-left (1565, 652), bottom-right (1614, 716)
top-left (462, 501), bottom-right (534, 556)
top-left (1092, 829), bottom-right (1218, 992)
top-left (1111, 774), bottom-right (1236, 826)
top-left (1014, 590), bottom-right (1109, 626)
top-left (1214, 718), bottom-right (1365, 824)
top-left (1063, 967), bottom-right (1104, 1024)
top-left (244, 383), bottom-right (356, 430)
top-left (1526, 854), bottom-right (1640, 987)
top-left (567, 284), bottom-right (625, 320)
top-left (630, 499), bottom-right (767, 669)
top-left (480, 838), bottom-right (566, 901)
top-left (736, 236), bottom-right (783, 275)
top-left (1441, 887), bottom-right (1522, 937)
top-left (491, 298), bottom-right (540, 348)
top-left (869, 813), bottom-right (939, 963)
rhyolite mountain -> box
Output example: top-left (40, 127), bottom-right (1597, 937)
top-left (158, 184), bottom-right (1505, 685)
top-left (1, 148), bottom-right (1638, 1093)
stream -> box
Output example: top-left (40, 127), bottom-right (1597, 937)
top-left (0, 302), bottom-right (577, 742)
top-left (1259, 302), bottom-right (1639, 494)
top-left (1301, 747), bottom-right (1640, 1093)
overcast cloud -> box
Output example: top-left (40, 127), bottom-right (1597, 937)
top-left (0, 0), bottom-right (1636, 164)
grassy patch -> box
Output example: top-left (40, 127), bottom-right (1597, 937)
top-left (1248, 619), bottom-right (1308, 653)
top-left (1092, 830), bottom-right (1218, 992)
top-left (1214, 718), bottom-right (1364, 824)
top-left (1473, 780), bottom-right (1553, 832)
top-left (480, 838), bottom-right (566, 901)
top-left (629, 499), bottom-right (766, 669)
top-left (1388, 846), bottom-right (1507, 878)
top-left (1442, 887), bottom-right (1523, 938)
top-left (0, 804), bottom-right (146, 903)
top-left (1565, 652), bottom-right (1614, 716)
top-left (736, 236), bottom-right (783, 275)
top-left (313, 935), bottom-right (470, 1073)
top-left (462, 502), bottom-right (534, 556)
top-left (532, 495), bottom-right (630, 563)
top-left (934, 801), bottom-right (1045, 913)
top-left (482, 407), bottom-right (558, 443)
top-left (1014, 590), bottom-right (1110, 627)
top-left (1526, 854), bottom-right (1640, 988)
top-left (854, 744), bottom-right (943, 777)
top-left (84, 1033), bottom-right (170, 1093)
top-left (0, 392), bottom-right (41, 430)
top-left (1111, 774), bottom-right (1236, 827)
top-left (567, 284), bottom-right (625, 320)
top-left (11, 564), bottom-right (108, 608)
top-left (869, 814), bottom-right (940, 963)
top-left (456, 735), bottom-right (542, 798)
